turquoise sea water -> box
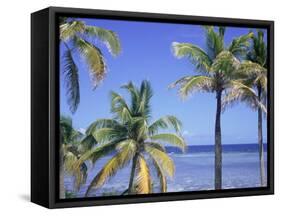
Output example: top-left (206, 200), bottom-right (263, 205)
top-left (64, 144), bottom-right (267, 197)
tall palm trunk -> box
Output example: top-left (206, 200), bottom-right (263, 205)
top-left (258, 86), bottom-right (266, 186)
top-left (128, 154), bottom-right (138, 194)
top-left (59, 146), bottom-right (65, 199)
top-left (215, 90), bottom-right (222, 190)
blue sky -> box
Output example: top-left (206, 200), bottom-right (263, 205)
top-left (60, 18), bottom-right (267, 145)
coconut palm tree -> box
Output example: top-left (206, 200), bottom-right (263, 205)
top-left (76, 80), bottom-right (186, 196)
top-left (170, 26), bottom-right (254, 189)
top-left (60, 18), bottom-right (121, 113)
top-left (223, 30), bottom-right (267, 186)
top-left (60, 115), bottom-right (88, 198)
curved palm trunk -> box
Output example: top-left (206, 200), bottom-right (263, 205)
top-left (215, 90), bottom-right (222, 190)
top-left (128, 154), bottom-right (138, 194)
top-left (258, 87), bottom-right (266, 186)
top-left (59, 147), bottom-right (65, 199)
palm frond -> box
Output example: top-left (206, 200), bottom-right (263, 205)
top-left (148, 115), bottom-right (182, 135)
top-left (145, 142), bottom-right (166, 152)
top-left (121, 81), bottom-right (141, 114)
top-left (85, 26), bottom-right (121, 56)
top-left (75, 139), bottom-right (124, 172)
top-left (93, 127), bottom-right (127, 144)
top-left (203, 26), bottom-right (224, 60)
top-left (60, 21), bottom-right (85, 41)
top-left (74, 37), bottom-right (107, 87)
top-left (145, 146), bottom-right (175, 177)
top-left (151, 157), bottom-right (167, 192)
top-left (116, 139), bottom-right (137, 151)
top-left (80, 135), bottom-right (97, 152)
top-left (85, 141), bottom-right (136, 196)
top-left (228, 32), bottom-right (254, 57)
top-left (64, 151), bottom-right (87, 190)
top-left (62, 48), bottom-right (80, 114)
top-left (247, 30), bottom-right (267, 67)
top-left (138, 80), bottom-right (153, 117)
top-left (237, 60), bottom-right (267, 91)
top-left (110, 91), bottom-right (132, 121)
top-left (60, 115), bottom-right (76, 144)
top-left (135, 155), bottom-right (152, 194)
top-left (64, 151), bottom-right (78, 173)
top-left (172, 42), bottom-right (212, 72)
top-left (73, 162), bottom-right (88, 191)
top-left (86, 118), bottom-right (126, 135)
top-left (150, 133), bottom-right (186, 152)
top-left (170, 75), bottom-right (214, 99)
top-left (223, 80), bottom-right (267, 114)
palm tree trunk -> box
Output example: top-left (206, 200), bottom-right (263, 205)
top-left (128, 154), bottom-right (138, 194)
top-left (258, 87), bottom-right (266, 186)
top-left (215, 90), bottom-right (222, 190)
top-left (59, 147), bottom-right (65, 199)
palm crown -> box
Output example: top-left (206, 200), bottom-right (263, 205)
top-left (76, 80), bottom-right (186, 196)
top-left (223, 30), bottom-right (267, 112)
top-left (170, 26), bottom-right (254, 97)
top-left (60, 18), bottom-right (121, 113)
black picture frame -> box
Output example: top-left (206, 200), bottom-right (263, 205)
top-left (31, 6), bottom-right (274, 209)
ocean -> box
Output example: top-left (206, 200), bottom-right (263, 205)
top-left (64, 143), bottom-right (267, 197)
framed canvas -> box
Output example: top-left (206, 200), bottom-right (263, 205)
top-left (31, 6), bottom-right (274, 208)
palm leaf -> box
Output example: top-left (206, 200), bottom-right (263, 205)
top-left (172, 42), bottom-right (212, 72)
top-left (203, 26), bottom-right (224, 60)
top-left (135, 155), bottom-right (152, 194)
top-left (74, 139), bottom-right (124, 172)
top-left (121, 82), bottom-right (141, 114)
top-left (247, 30), bottom-right (267, 67)
top-left (150, 133), bottom-right (186, 152)
top-left (86, 118), bottom-right (125, 135)
top-left (73, 162), bottom-right (88, 191)
top-left (151, 157), bottom-right (167, 192)
top-left (74, 37), bottom-right (107, 87)
top-left (145, 142), bottom-right (166, 152)
top-left (223, 80), bottom-right (267, 114)
top-left (170, 75), bottom-right (214, 99)
top-left (237, 61), bottom-right (267, 91)
top-left (110, 91), bottom-right (132, 121)
top-left (145, 146), bottom-right (175, 177)
top-left (228, 32), bottom-right (254, 57)
top-left (60, 21), bottom-right (85, 41)
top-left (138, 80), bottom-right (153, 116)
top-left (62, 48), bottom-right (80, 114)
top-left (64, 151), bottom-right (87, 191)
top-left (148, 115), bottom-right (182, 135)
top-left (85, 141), bottom-right (136, 196)
top-left (85, 26), bottom-right (121, 56)
top-left (79, 135), bottom-right (97, 152)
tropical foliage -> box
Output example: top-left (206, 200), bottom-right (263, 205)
top-left (60, 115), bottom-right (90, 198)
top-left (223, 30), bottom-right (268, 186)
top-left (75, 80), bottom-right (187, 196)
top-left (60, 18), bottom-right (121, 113)
top-left (170, 26), bottom-right (255, 189)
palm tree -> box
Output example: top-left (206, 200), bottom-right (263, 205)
top-left (223, 30), bottom-right (267, 186)
top-left (60, 115), bottom-right (88, 198)
top-left (170, 26), bottom-right (253, 189)
top-left (76, 80), bottom-right (186, 196)
top-left (60, 18), bottom-right (121, 113)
